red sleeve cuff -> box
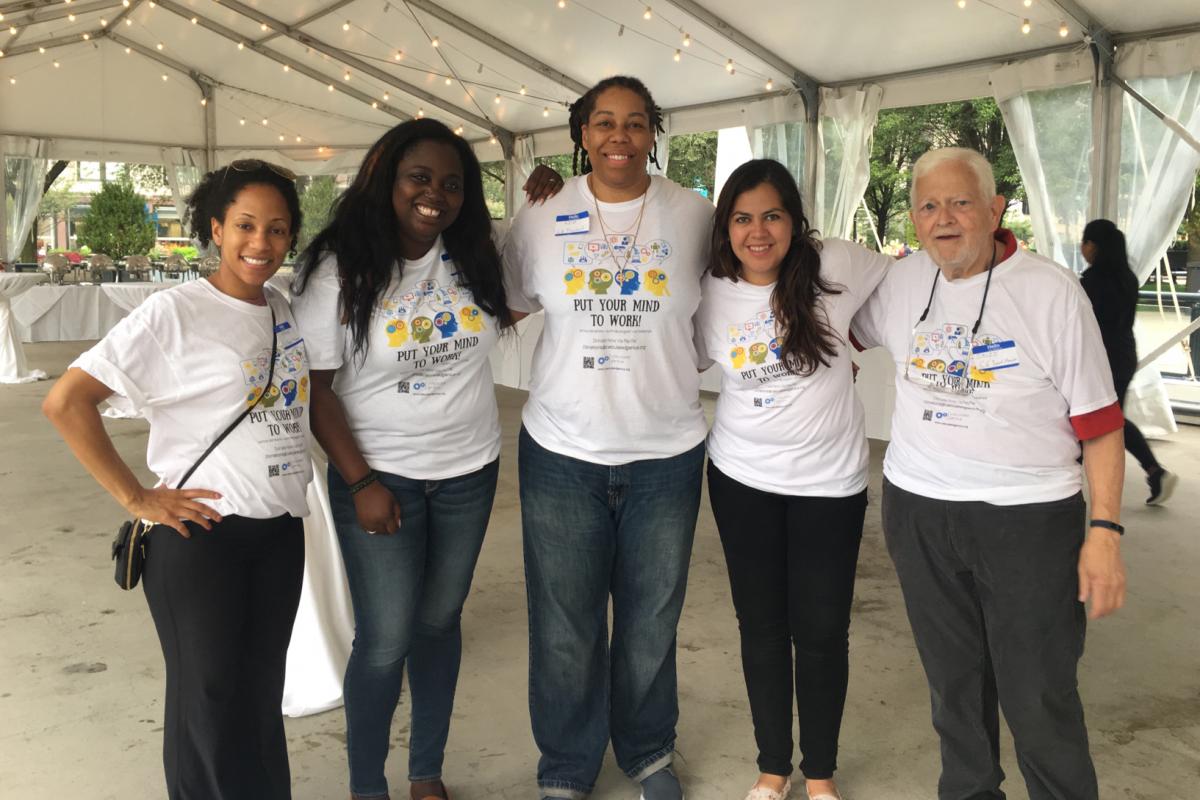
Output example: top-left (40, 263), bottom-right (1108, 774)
top-left (1070, 402), bottom-right (1124, 440)
top-left (849, 331), bottom-right (866, 352)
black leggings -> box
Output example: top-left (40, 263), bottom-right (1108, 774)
top-left (706, 461), bottom-right (866, 780)
top-left (1114, 370), bottom-right (1160, 474)
top-left (142, 513), bottom-right (304, 800)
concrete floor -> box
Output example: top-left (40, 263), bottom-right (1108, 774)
top-left (2, 340), bottom-right (1198, 800)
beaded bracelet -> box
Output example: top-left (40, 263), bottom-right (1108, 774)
top-left (348, 470), bottom-right (379, 495)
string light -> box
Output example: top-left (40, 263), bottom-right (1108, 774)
top-left (519, 85), bottom-right (527, 95)
top-left (643, 6), bottom-right (652, 20)
top-left (542, 106), bottom-right (549, 117)
top-left (956, 0), bottom-right (965, 7)
top-left (343, 70), bottom-right (351, 80)
top-left (372, 100), bottom-right (378, 108)
top-left (417, 108), bottom-right (424, 117)
top-left (327, 83), bottom-right (334, 91)
top-left (295, 135), bottom-right (302, 142)
top-left (1059, 21), bottom-right (1069, 37)
top-left (393, 51), bottom-right (403, 60)
top-left (444, 76), bottom-right (452, 85)
top-left (725, 58), bottom-right (734, 73)
top-left (160, 73), bottom-right (167, 80)
top-left (1023, 0), bottom-right (1032, 6)
top-left (239, 117), bottom-right (246, 125)
top-left (278, 134), bottom-right (285, 141)
top-left (8, 25), bottom-right (16, 33)
top-left (124, 46), bottom-right (130, 53)
top-left (262, 118), bottom-right (268, 125)
top-left (53, 60), bottom-right (60, 68)
top-left (431, 36), bottom-right (439, 47)
top-left (260, 23), bottom-right (268, 31)
top-left (673, 49), bottom-right (680, 62)
top-left (557, 0), bottom-right (565, 8)
top-left (199, 97), bottom-right (207, 105)
top-left (67, 13), bottom-right (74, 20)
top-left (237, 41), bottom-right (244, 50)
top-left (765, 78), bottom-right (773, 90)
top-left (100, 18), bottom-right (107, 26)
top-left (682, 32), bottom-right (691, 47)
top-left (454, 125), bottom-right (464, 135)
top-left (122, 0), bottom-right (129, 6)
top-left (124, 18), bottom-right (131, 25)
top-left (383, 91), bottom-right (390, 100)
top-left (342, 20), bottom-right (350, 31)
top-left (494, 93), bottom-right (501, 104)
top-left (39, 47), bottom-right (46, 53)
top-left (191, 17), bottom-right (197, 24)
top-left (1021, 18), bottom-right (1031, 34)
top-left (156, 42), bottom-right (164, 50)
top-left (81, 32), bottom-right (89, 40)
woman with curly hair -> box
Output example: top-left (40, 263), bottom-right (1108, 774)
top-left (291, 118), bottom-right (512, 800)
top-left (44, 161), bottom-right (309, 799)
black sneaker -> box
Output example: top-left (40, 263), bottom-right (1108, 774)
top-left (640, 767), bottom-right (684, 800)
top-left (1146, 469), bottom-right (1178, 506)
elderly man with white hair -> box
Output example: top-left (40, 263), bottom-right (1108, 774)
top-left (851, 147), bottom-right (1126, 800)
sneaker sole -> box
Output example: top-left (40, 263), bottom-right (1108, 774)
top-left (1148, 471), bottom-right (1179, 506)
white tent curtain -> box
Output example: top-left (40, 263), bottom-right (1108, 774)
top-left (509, 134), bottom-right (537, 216)
top-left (817, 85), bottom-right (883, 239)
top-left (2, 136), bottom-right (51, 263)
top-left (161, 148), bottom-right (204, 233)
top-left (991, 49), bottom-right (1096, 273)
top-left (1113, 33), bottom-right (1200, 282)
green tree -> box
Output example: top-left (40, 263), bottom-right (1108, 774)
top-left (296, 175), bottom-right (339, 253)
top-left (75, 180), bottom-right (155, 259)
top-left (666, 132), bottom-right (718, 199)
top-left (121, 163), bottom-right (169, 195)
top-left (481, 160), bottom-right (506, 219)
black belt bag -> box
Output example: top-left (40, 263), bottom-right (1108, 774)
top-left (112, 306), bottom-right (278, 589)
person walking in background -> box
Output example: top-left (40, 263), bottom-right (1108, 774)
top-left (1080, 218), bottom-right (1177, 505)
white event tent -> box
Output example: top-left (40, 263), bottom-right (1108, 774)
top-left (2, 0), bottom-right (1199, 431)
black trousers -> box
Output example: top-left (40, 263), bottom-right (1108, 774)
top-left (142, 513), bottom-right (305, 800)
top-left (1113, 369), bottom-right (1160, 474)
top-left (881, 480), bottom-right (1097, 800)
top-left (706, 461), bottom-right (866, 780)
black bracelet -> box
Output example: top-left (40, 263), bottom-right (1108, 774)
top-left (348, 470), bottom-right (379, 495)
top-left (1089, 519), bottom-right (1125, 535)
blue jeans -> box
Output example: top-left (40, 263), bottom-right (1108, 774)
top-left (329, 460), bottom-right (499, 798)
top-left (519, 427), bottom-right (704, 799)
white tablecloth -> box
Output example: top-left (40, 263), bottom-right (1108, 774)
top-left (10, 282), bottom-right (177, 343)
top-left (0, 273), bottom-right (50, 383)
top-left (283, 453), bottom-right (355, 717)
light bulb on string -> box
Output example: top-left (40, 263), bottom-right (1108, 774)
top-left (328, 83), bottom-right (334, 91)
top-left (124, 46), bottom-right (130, 53)
top-left (494, 93), bottom-right (501, 104)
top-left (1059, 21), bottom-right (1069, 37)
top-left (765, 78), bottom-right (773, 90)
top-left (1021, 18), bottom-right (1031, 34)
top-left (725, 58), bottom-right (734, 73)
top-left (417, 108), bottom-right (425, 117)
top-left (682, 32), bottom-right (691, 46)
top-left (237, 41), bottom-right (244, 50)
top-left (261, 118), bottom-right (268, 126)
top-left (519, 85), bottom-right (527, 95)
top-left (191, 17), bottom-right (197, 24)
top-left (199, 97), bottom-right (206, 106)
top-left (644, 7), bottom-right (652, 20)
top-left (343, 71), bottom-right (351, 81)
top-left (394, 51), bottom-right (403, 60)
top-left (82, 32), bottom-right (89, 40)
top-left (342, 20), bottom-right (350, 31)
top-left (53, 60), bottom-right (60, 68)
top-left (1023, 0), bottom-right (1032, 6)
top-left (431, 36), bottom-right (439, 47)
top-left (956, 0), bottom-right (965, 8)
top-left (673, 49), bottom-right (681, 62)
top-left (239, 118), bottom-right (246, 125)
top-left (100, 18), bottom-right (108, 26)
top-left (383, 91), bottom-right (390, 100)
top-left (543, 107), bottom-right (549, 117)
top-left (445, 76), bottom-right (452, 85)
top-left (557, 0), bottom-right (565, 8)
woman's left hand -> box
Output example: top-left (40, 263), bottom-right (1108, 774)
top-left (523, 164), bottom-right (566, 205)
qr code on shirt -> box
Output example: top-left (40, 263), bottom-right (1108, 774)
top-left (398, 381), bottom-right (410, 393)
top-left (753, 398), bottom-right (763, 407)
top-left (583, 357), bottom-right (595, 369)
top-left (922, 409), bottom-right (933, 421)
top-left (268, 464), bottom-right (280, 477)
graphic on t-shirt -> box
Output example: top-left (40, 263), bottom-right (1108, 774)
top-left (234, 329), bottom-right (309, 479)
top-left (563, 268), bottom-right (585, 294)
top-left (730, 346), bottom-right (746, 369)
top-left (717, 306), bottom-right (810, 404)
top-left (387, 319), bottom-right (409, 348)
top-left (589, 269), bottom-right (614, 294)
top-left (645, 269), bottom-right (670, 297)
top-left (616, 268), bottom-right (641, 295)
top-left (298, 375), bottom-right (309, 403)
top-left (460, 305), bottom-right (485, 332)
top-left (769, 337), bottom-right (783, 361)
top-left (434, 310), bottom-right (458, 338)
top-left (412, 316), bottom-right (434, 343)
top-left (908, 323), bottom-right (1009, 393)
top-left (748, 342), bottom-right (769, 365)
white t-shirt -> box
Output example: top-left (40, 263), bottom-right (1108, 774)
top-left (851, 247), bottom-right (1116, 505)
top-left (696, 239), bottom-right (892, 497)
top-left (290, 238), bottom-right (501, 480)
top-left (73, 279), bottom-right (312, 519)
top-left (503, 175), bottom-right (712, 465)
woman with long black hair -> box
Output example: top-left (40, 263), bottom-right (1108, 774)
top-left (291, 118), bottom-right (512, 800)
top-left (695, 159), bottom-right (893, 800)
top-left (1080, 218), bottom-right (1176, 505)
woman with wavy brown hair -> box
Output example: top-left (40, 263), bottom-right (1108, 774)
top-left (694, 158), bottom-right (892, 800)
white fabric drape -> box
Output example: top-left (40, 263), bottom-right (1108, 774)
top-left (817, 85), bottom-right (883, 240)
top-left (508, 134), bottom-right (537, 216)
top-left (2, 137), bottom-right (51, 263)
top-left (992, 50), bottom-right (1096, 273)
top-left (161, 148), bottom-right (203, 231)
top-left (1114, 34), bottom-right (1200, 283)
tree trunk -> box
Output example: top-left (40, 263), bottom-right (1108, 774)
top-left (18, 161), bottom-right (70, 263)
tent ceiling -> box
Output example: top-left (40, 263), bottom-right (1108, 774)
top-left (1, 0), bottom-right (1197, 162)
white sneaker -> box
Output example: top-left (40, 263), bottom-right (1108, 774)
top-left (743, 779), bottom-right (790, 800)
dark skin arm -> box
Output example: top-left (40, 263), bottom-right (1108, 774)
top-left (42, 368), bottom-right (223, 538)
top-left (309, 369), bottom-right (402, 534)
top-left (522, 164), bottom-right (566, 205)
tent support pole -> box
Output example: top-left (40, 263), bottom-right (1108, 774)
top-left (0, 138), bottom-right (8, 263)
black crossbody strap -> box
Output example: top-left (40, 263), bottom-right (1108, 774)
top-left (176, 304), bottom-right (279, 490)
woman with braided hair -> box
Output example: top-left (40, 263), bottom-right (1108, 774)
top-left (502, 76), bottom-right (713, 800)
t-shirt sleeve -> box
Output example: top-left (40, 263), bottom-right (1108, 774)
top-left (501, 210), bottom-right (543, 315)
top-left (849, 280), bottom-right (888, 351)
top-left (70, 300), bottom-right (179, 415)
top-left (1049, 285), bottom-right (1119, 416)
top-left (290, 257), bottom-right (346, 371)
top-left (692, 294), bottom-right (715, 371)
top-left (833, 239), bottom-right (893, 307)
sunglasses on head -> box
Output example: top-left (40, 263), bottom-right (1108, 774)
top-left (227, 159), bottom-right (297, 181)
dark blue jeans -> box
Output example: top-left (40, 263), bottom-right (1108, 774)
top-left (519, 427), bottom-right (704, 799)
top-left (329, 460), bottom-right (499, 799)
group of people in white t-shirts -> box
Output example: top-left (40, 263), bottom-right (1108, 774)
top-left (44, 73), bottom-right (1133, 800)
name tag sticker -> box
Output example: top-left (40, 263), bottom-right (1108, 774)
top-left (971, 339), bottom-right (1019, 371)
top-left (555, 211), bottom-right (590, 236)
top-left (273, 320), bottom-right (292, 334)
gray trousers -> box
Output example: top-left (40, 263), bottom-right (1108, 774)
top-left (881, 479), bottom-right (1098, 800)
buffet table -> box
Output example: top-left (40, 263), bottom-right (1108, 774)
top-left (10, 282), bottom-right (178, 343)
top-left (0, 273), bottom-right (50, 383)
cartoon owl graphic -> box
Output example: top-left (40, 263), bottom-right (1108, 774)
top-left (645, 269), bottom-right (670, 297)
top-left (459, 305), bottom-right (485, 332)
top-left (563, 268), bottom-right (585, 295)
top-left (749, 342), bottom-right (769, 365)
top-left (616, 268), bottom-right (641, 295)
top-left (298, 375), bottom-right (309, 403)
top-left (280, 378), bottom-right (298, 407)
top-left (434, 311), bottom-right (458, 338)
top-left (730, 346), bottom-right (746, 370)
top-left (411, 316), bottom-right (434, 343)
top-left (768, 337), bottom-right (783, 361)
top-left (589, 269), bottom-right (614, 295)
top-left (386, 318), bottom-right (408, 348)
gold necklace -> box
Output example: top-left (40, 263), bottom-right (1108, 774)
top-left (588, 174), bottom-right (649, 275)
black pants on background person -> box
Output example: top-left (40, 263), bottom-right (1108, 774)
top-left (1113, 367), bottom-right (1162, 475)
top-left (142, 514), bottom-right (305, 800)
top-left (881, 479), bottom-right (1098, 800)
top-left (706, 461), bottom-right (866, 780)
